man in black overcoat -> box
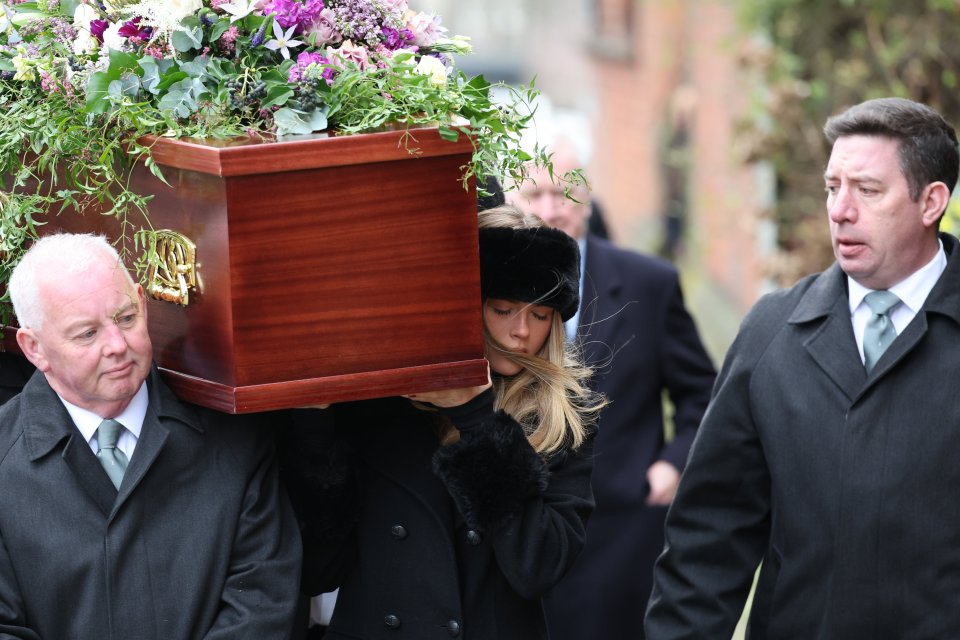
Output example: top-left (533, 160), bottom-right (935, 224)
top-left (0, 233), bottom-right (301, 639)
top-left (513, 143), bottom-right (716, 640)
top-left (646, 98), bottom-right (960, 638)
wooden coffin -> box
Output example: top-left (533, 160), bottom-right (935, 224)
top-left (4, 127), bottom-right (488, 412)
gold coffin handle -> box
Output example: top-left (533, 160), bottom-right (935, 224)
top-left (145, 230), bottom-right (198, 306)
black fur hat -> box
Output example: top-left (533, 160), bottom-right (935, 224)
top-left (478, 226), bottom-right (581, 321)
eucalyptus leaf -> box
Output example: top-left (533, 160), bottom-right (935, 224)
top-left (180, 57), bottom-right (209, 79)
top-left (274, 108), bottom-right (328, 136)
top-left (171, 25), bottom-right (204, 52)
top-left (210, 18), bottom-right (232, 42)
top-left (107, 73), bottom-right (141, 101)
top-left (157, 78), bottom-right (203, 118)
top-left (261, 86), bottom-right (294, 110)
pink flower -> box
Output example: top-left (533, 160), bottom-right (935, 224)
top-left (326, 40), bottom-right (370, 71)
top-left (405, 12), bottom-right (445, 47)
top-left (380, 0), bottom-right (408, 17)
top-left (144, 44), bottom-right (166, 59)
top-left (304, 7), bottom-right (340, 45)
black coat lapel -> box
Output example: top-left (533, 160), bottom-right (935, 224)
top-left (579, 236), bottom-right (623, 367)
top-left (19, 371), bottom-right (117, 516)
top-left (791, 264), bottom-right (866, 401)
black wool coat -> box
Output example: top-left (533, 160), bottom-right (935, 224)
top-left (647, 233), bottom-right (960, 638)
top-left (544, 235), bottom-right (716, 640)
top-left (283, 392), bottom-right (594, 640)
top-left (0, 367), bottom-right (302, 639)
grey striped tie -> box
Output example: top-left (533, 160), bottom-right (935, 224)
top-left (862, 290), bottom-right (901, 373)
top-left (96, 419), bottom-right (129, 490)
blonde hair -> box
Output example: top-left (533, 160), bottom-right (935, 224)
top-left (445, 204), bottom-right (605, 456)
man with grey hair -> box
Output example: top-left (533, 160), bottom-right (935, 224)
top-left (646, 98), bottom-right (960, 637)
top-left (0, 233), bottom-right (301, 638)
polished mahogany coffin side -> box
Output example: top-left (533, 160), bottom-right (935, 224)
top-left (4, 127), bottom-right (488, 412)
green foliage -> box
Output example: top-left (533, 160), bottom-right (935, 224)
top-left (0, 1), bottom-right (566, 319)
top-left (736, 0), bottom-right (960, 283)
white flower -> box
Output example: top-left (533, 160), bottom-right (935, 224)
top-left (264, 21), bottom-right (303, 60)
top-left (73, 3), bottom-right (97, 30)
top-left (102, 22), bottom-right (124, 51)
top-left (219, 0), bottom-right (258, 23)
top-left (165, 0), bottom-right (203, 22)
top-left (72, 4), bottom-right (99, 55)
top-left (414, 55), bottom-right (447, 87)
top-left (115, 0), bottom-right (199, 43)
top-left (0, 6), bottom-right (11, 35)
top-left (434, 35), bottom-right (472, 56)
top-left (12, 53), bottom-right (35, 82)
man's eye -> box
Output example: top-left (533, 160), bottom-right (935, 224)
top-left (76, 329), bottom-right (97, 341)
top-left (116, 314), bottom-right (137, 326)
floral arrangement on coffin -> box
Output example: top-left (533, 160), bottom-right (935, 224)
top-left (0, 0), bottom-right (564, 300)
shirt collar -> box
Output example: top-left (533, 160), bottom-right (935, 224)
top-left (848, 239), bottom-right (947, 315)
top-left (62, 383), bottom-right (149, 444)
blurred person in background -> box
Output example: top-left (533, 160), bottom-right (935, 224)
top-left (512, 142), bottom-right (716, 640)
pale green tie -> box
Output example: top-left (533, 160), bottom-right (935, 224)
top-left (863, 290), bottom-right (901, 373)
top-left (96, 419), bottom-right (129, 490)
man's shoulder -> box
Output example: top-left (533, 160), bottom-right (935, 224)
top-left (737, 270), bottom-right (835, 344)
top-left (0, 394), bottom-right (27, 464)
top-left (148, 372), bottom-right (271, 450)
top-left (586, 235), bottom-right (678, 281)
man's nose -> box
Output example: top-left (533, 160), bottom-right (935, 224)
top-left (101, 323), bottom-right (128, 354)
top-left (828, 187), bottom-right (856, 223)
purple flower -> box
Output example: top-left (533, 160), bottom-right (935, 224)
top-left (251, 19), bottom-right (269, 46)
top-left (89, 19), bottom-right (109, 43)
top-left (287, 50), bottom-right (327, 82)
top-left (262, 0), bottom-right (302, 30)
top-left (381, 26), bottom-right (414, 50)
top-left (301, 0), bottom-right (325, 21)
top-left (330, 0), bottom-right (383, 48)
top-left (118, 17), bottom-right (152, 41)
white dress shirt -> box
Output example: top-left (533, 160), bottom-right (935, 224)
top-left (564, 236), bottom-right (588, 342)
top-left (848, 240), bottom-right (946, 365)
top-left (61, 383), bottom-right (149, 461)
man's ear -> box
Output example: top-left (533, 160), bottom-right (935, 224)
top-left (922, 181), bottom-right (951, 228)
top-left (16, 328), bottom-right (49, 372)
top-left (137, 284), bottom-right (147, 321)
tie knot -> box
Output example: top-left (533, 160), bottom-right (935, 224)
top-left (97, 419), bottom-right (124, 450)
top-left (864, 290), bottom-right (900, 316)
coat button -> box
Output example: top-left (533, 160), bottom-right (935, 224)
top-left (384, 614), bottom-right (401, 629)
top-left (466, 530), bottom-right (482, 545)
top-left (446, 620), bottom-right (461, 636)
top-left (391, 525), bottom-right (408, 540)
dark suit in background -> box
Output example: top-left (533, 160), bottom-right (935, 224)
top-left (544, 234), bottom-right (716, 640)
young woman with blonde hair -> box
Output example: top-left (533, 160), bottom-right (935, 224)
top-left (284, 204), bottom-right (604, 640)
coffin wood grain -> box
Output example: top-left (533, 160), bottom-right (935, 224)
top-left (3, 127), bottom-right (488, 412)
